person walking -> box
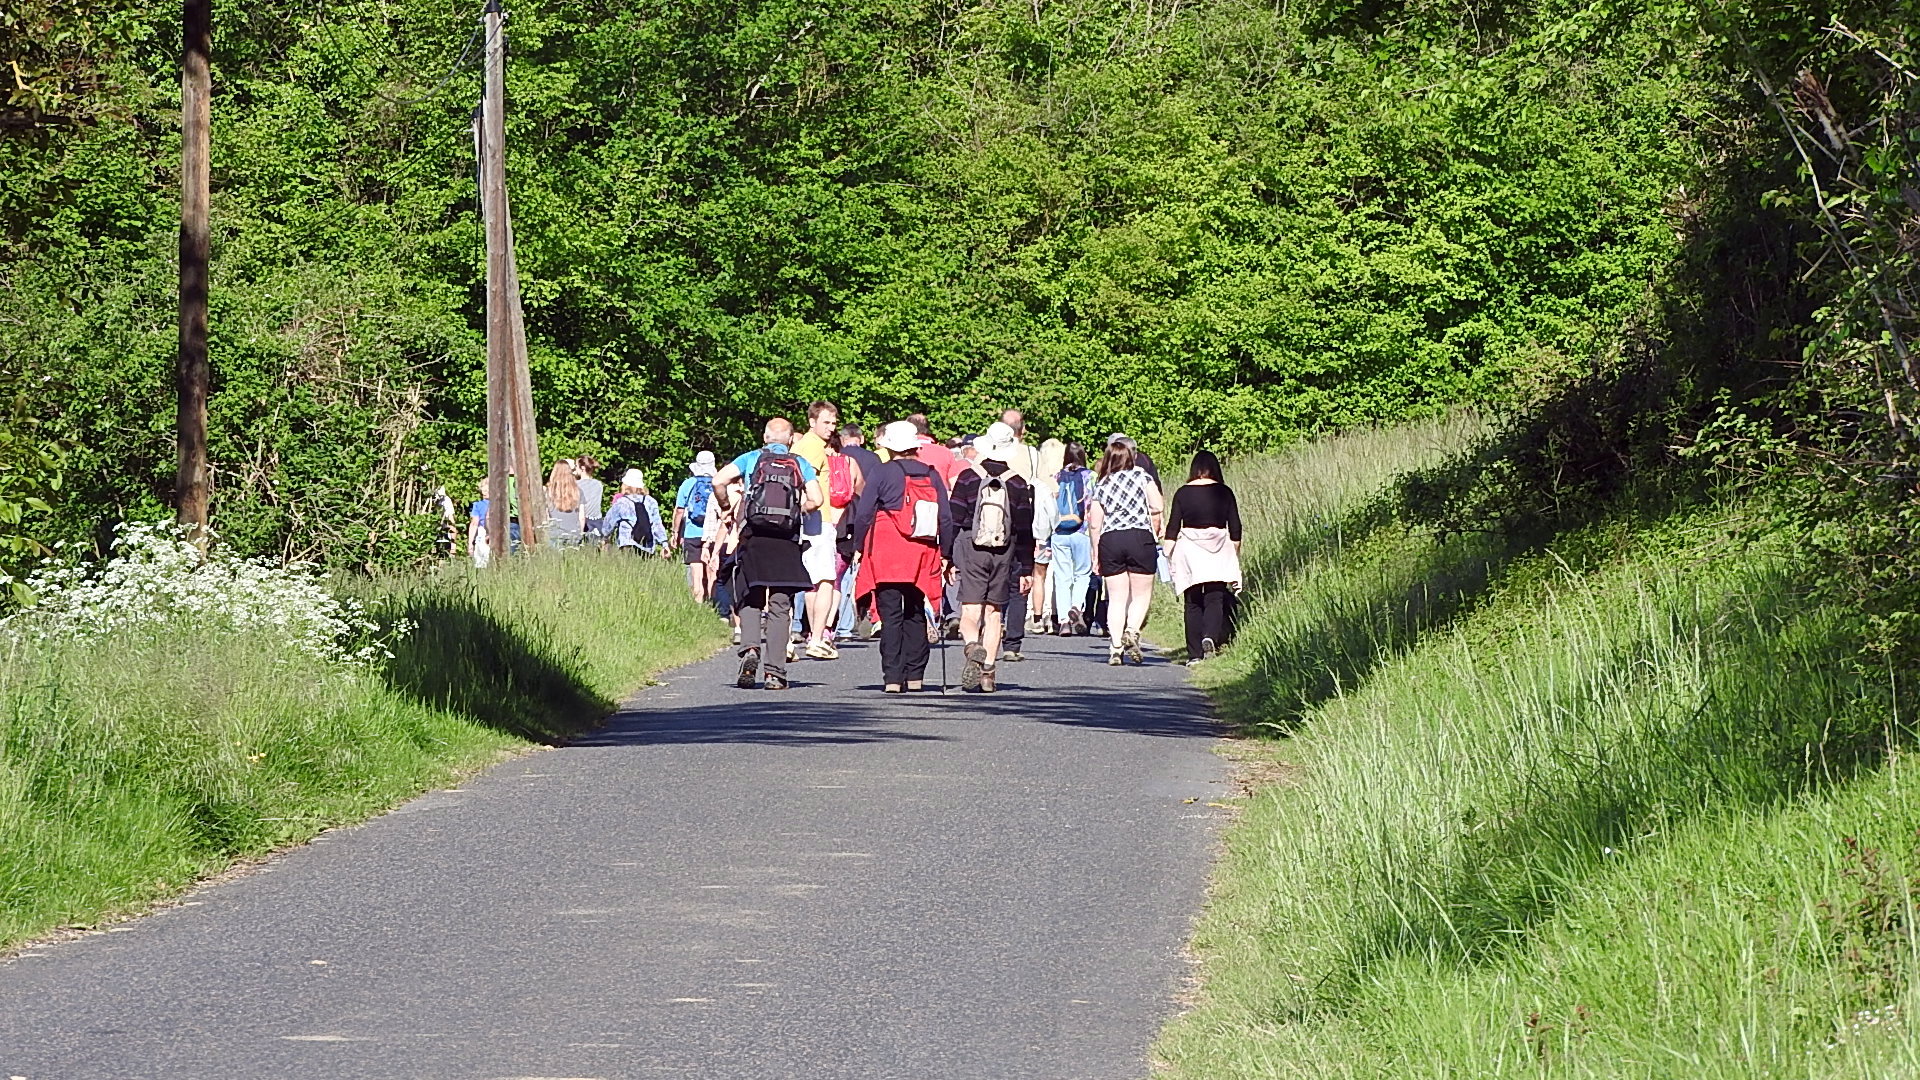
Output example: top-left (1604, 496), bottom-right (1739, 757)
top-left (942, 422), bottom-right (1036, 692)
top-left (547, 459), bottom-right (585, 546)
top-left (604, 469), bottom-right (667, 555)
top-left (673, 451), bottom-right (719, 603)
top-left (576, 456), bottom-right (606, 540)
top-left (1028, 438), bottom-right (1066, 634)
top-left (793, 401), bottom-right (862, 660)
top-left (467, 479), bottom-right (493, 568)
top-left (1164, 450), bottom-right (1243, 664)
top-left (1088, 439), bottom-right (1164, 665)
top-left (713, 418), bottom-right (824, 691)
top-left (837, 423), bottom-right (884, 637)
top-left (853, 421), bottom-right (951, 693)
top-left (1048, 442), bottom-right (1094, 635)
top-left (995, 411), bottom-right (1042, 661)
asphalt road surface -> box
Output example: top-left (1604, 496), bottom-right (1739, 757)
top-left (0, 624), bottom-right (1225, 1080)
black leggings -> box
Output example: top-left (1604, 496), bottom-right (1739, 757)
top-left (1183, 582), bottom-right (1236, 658)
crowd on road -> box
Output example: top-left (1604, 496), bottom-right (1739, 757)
top-left (464, 405), bottom-right (1245, 693)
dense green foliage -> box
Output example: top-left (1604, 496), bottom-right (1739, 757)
top-left (1157, 423), bottom-right (1920, 1077)
top-left (0, 549), bottom-right (725, 948)
top-left (1, 0), bottom-right (1751, 566)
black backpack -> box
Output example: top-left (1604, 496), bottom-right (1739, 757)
top-left (744, 452), bottom-right (805, 537)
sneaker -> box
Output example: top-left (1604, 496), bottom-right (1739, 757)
top-left (1201, 637), bottom-right (1218, 661)
top-left (942, 617), bottom-right (963, 641)
top-left (805, 639), bottom-right (838, 660)
top-left (786, 640), bottom-right (801, 664)
top-left (866, 619), bottom-right (883, 640)
top-left (883, 682), bottom-right (904, 694)
top-left (731, 626), bottom-right (741, 646)
top-left (1123, 630), bottom-right (1144, 666)
top-left (1107, 648), bottom-right (1122, 666)
top-left (1068, 607), bottom-right (1087, 636)
top-left (960, 643), bottom-right (987, 691)
top-left (999, 649), bottom-right (1024, 663)
top-left (1186, 658), bottom-right (1204, 668)
top-left (736, 649), bottom-right (760, 688)
top-left (765, 672), bottom-right (789, 690)
top-left (979, 665), bottom-right (997, 693)
top-left (905, 679), bottom-right (924, 692)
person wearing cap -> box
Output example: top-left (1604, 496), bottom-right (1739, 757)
top-left (674, 450), bottom-right (720, 603)
top-left (853, 421), bottom-right (952, 693)
top-left (604, 468), bottom-right (668, 556)
top-left (941, 421), bottom-right (1037, 693)
top-left (994, 408), bottom-right (1043, 659)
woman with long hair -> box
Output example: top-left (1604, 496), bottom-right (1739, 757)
top-left (547, 459), bottom-right (584, 546)
top-left (1087, 440), bottom-right (1164, 664)
top-left (1163, 450), bottom-right (1242, 664)
top-left (1048, 442), bottom-right (1094, 635)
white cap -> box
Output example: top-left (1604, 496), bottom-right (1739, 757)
top-left (877, 420), bottom-right (921, 453)
top-left (690, 450), bottom-right (716, 477)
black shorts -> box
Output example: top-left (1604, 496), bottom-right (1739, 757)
top-left (682, 539), bottom-right (704, 565)
top-left (954, 538), bottom-right (1017, 606)
top-left (1098, 528), bottom-right (1158, 576)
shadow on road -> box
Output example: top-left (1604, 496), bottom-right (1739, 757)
top-left (574, 642), bottom-right (1217, 748)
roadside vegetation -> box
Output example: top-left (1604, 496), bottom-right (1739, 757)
top-left (0, 536), bottom-right (723, 950)
top-left (1156, 421), bottom-right (1919, 1077)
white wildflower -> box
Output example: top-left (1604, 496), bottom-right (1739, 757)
top-left (0, 521), bottom-right (400, 666)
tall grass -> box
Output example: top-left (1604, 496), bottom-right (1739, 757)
top-left (0, 549), bottom-right (723, 949)
top-left (1157, 425), bottom-right (1920, 1077)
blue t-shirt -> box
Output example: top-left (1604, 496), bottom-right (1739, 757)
top-left (471, 498), bottom-right (489, 526)
top-left (730, 446), bottom-right (819, 486)
top-left (675, 476), bottom-right (711, 540)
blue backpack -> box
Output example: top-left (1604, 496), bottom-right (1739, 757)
top-left (688, 475), bottom-right (713, 526)
top-left (1054, 467), bottom-right (1087, 533)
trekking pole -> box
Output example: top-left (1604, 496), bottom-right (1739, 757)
top-left (939, 631), bottom-right (948, 694)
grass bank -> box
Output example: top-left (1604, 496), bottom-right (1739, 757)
top-left (1156, 426), bottom-right (1919, 1077)
top-left (0, 549), bottom-right (723, 950)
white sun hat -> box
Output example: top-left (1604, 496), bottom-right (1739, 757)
top-left (876, 420), bottom-right (921, 453)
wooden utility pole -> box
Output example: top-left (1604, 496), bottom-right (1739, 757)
top-left (479, 0), bottom-right (546, 557)
top-left (176, 0), bottom-right (212, 536)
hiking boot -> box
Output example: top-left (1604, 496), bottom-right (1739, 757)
top-left (1123, 630), bottom-right (1145, 666)
top-left (736, 649), bottom-right (760, 688)
top-left (1201, 637), bottom-right (1218, 661)
top-left (764, 672), bottom-right (789, 690)
top-left (1108, 646), bottom-right (1123, 666)
top-left (999, 649), bottom-right (1024, 663)
top-left (979, 666), bottom-right (997, 693)
top-left (942, 617), bottom-right (962, 641)
top-left (960, 643), bottom-right (987, 691)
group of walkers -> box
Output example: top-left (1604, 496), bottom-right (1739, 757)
top-left (466, 404), bottom-right (1245, 694)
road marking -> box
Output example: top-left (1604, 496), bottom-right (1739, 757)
top-left (281, 1034), bottom-right (368, 1042)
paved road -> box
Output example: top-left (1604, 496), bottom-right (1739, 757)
top-left (0, 625), bottom-right (1223, 1080)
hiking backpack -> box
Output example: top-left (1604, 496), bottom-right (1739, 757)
top-left (972, 473), bottom-right (1010, 548)
top-left (1054, 467), bottom-right (1087, 533)
top-left (827, 454), bottom-right (855, 509)
top-left (744, 452), bottom-right (805, 536)
top-left (687, 475), bottom-right (713, 526)
top-left (902, 472), bottom-right (941, 541)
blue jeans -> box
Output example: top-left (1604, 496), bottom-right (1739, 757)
top-left (837, 559), bottom-right (860, 632)
top-left (1050, 531), bottom-right (1092, 622)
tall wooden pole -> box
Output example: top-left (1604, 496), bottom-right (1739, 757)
top-left (480, 0), bottom-right (545, 556)
top-left (176, 0), bottom-right (212, 536)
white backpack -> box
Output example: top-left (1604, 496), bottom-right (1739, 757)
top-left (972, 474), bottom-right (1010, 548)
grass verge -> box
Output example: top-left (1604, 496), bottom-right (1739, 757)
top-left (1155, 425), bottom-right (1919, 1077)
top-left (0, 548), bottom-right (723, 950)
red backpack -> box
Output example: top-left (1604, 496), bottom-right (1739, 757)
top-left (889, 472), bottom-right (941, 542)
top-left (828, 454), bottom-right (855, 509)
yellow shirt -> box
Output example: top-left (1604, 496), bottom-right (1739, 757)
top-left (793, 431), bottom-right (831, 474)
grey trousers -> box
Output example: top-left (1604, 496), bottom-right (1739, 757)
top-left (739, 586), bottom-right (796, 680)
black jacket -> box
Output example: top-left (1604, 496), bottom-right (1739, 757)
top-left (941, 460), bottom-right (1037, 574)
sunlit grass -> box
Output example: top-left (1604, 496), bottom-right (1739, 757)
top-left (0, 548), bottom-right (724, 949)
top-left (1155, 425), bottom-right (1920, 1078)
